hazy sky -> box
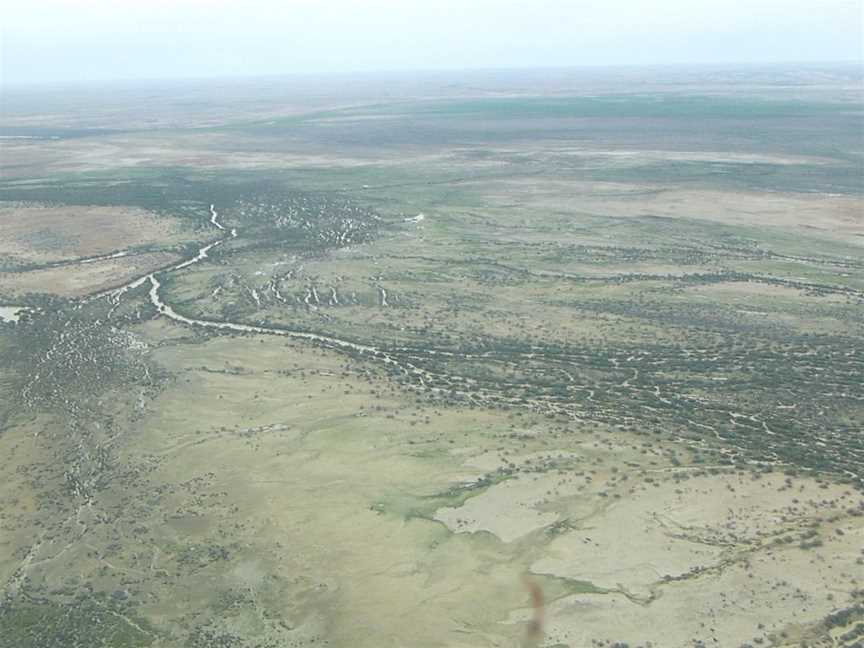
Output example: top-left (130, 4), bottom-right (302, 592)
top-left (2, 0), bottom-right (862, 84)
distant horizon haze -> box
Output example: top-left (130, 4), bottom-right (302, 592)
top-left (1, 0), bottom-right (862, 85)
top-left (2, 60), bottom-right (863, 90)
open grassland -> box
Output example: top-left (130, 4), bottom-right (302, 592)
top-left (0, 251), bottom-right (183, 298)
top-left (0, 67), bottom-right (862, 647)
top-left (0, 203), bottom-right (197, 265)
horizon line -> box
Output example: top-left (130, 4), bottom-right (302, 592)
top-left (3, 59), bottom-right (862, 90)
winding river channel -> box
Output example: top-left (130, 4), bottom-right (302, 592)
top-left (104, 205), bottom-right (427, 381)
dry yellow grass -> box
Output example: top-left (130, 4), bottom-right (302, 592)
top-left (0, 251), bottom-right (181, 296)
top-left (0, 202), bottom-right (191, 263)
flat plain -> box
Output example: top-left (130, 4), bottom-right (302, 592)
top-left (0, 65), bottom-right (862, 648)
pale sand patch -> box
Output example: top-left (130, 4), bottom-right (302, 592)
top-left (0, 251), bottom-right (180, 296)
top-left (1, 136), bottom-right (433, 178)
top-left (479, 179), bottom-right (864, 241)
top-left (689, 280), bottom-right (856, 308)
top-left (531, 472), bottom-right (854, 596)
top-left (435, 470), bottom-right (593, 543)
top-left (692, 280), bottom-right (816, 298)
top-left (598, 188), bottom-right (863, 238)
top-left (513, 522), bottom-right (862, 647)
top-left (0, 305), bottom-right (31, 322)
top-left (0, 202), bottom-right (190, 263)
top-left (455, 146), bottom-right (839, 167)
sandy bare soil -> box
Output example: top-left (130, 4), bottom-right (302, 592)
top-left (481, 178), bottom-right (864, 242)
top-left (0, 202), bottom-right (191, 264)
top-left (0, 251), bottom-right (181, 296)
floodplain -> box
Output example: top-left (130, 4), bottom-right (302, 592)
top-left (0, 65), bottom-right (862, 647)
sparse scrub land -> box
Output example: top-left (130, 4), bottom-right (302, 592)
top-left (0, 66), bottom-right (862, 647)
